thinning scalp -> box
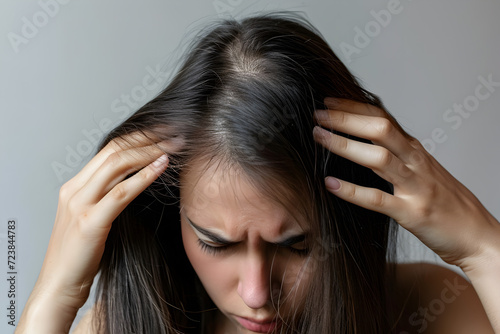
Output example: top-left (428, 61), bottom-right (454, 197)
top-left (225, 37), bottom-right (266, 77)
top-left (95, 11), bottom-right (399, 334)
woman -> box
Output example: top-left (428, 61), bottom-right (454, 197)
top-left (16, 12), bottom-right (499, 333)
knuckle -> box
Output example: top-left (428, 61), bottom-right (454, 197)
top-left (104, 152), bottom-right (135, 176)
top-left (410, 150), bottom-right (432, 171)
top-left (374, 148), bottom-right (393, 167)
top-left (66, 194), bottom-right (81, 215)
top-left (411, 185), bottom-right (437, 219)
top-left (336, 111), bottom-right (347, 126)
top-left (59, 182), bottom-right (73, 200)
top-left (408, 149), bottom-right (425, 166)
top-left (104, 152), bottom-right (123, 168)
top-left (345, 184), bottom-right (357, 200)
top-left (373, 118), bottom-right (394, 139)
top-left (369, 190), bottom-right (385, 208)
top-left (413, 202), bottom-right (433, 221)
top-left (109, 184), bottom-right (128, 201)
top-left (395, 164), bottom-right (412, 179)
top-left (407, 135), bottom-right (421, 147)
top-left (336, 136), bottom-right (349, 152)
top-left (137, 166), bottom-right (156, 182)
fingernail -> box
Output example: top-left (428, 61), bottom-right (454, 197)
top-left (314, 109), bottom-right (329, 121)
top-left (325, 177), bottom-right (341, 191)
top-left (313, 126), bottom-right (330, 139)
top-left (153, 154), bottom-right (168, 168)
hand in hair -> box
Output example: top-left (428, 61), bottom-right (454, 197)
top-left (313, 97), bottom-right (500, 331)
top-left (15, 133), bottom-right (170, 334)
top-left (313, 97), bottom-right (498, 269)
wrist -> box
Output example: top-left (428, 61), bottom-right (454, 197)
top-left (460, 214), bottom-right (500, 279)
top-left (456, 215), bottom-right (500, 332)
top-left (16, 284), bottom-right (80, 334)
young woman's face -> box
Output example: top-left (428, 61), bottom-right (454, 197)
top-left (180, 160), bottom-right (313, 333)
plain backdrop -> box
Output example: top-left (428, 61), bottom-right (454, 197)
top-left (1, 0), bottom-right (499, 332)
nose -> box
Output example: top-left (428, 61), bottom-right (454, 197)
top-left (237, 252), bottom-right (273, 309)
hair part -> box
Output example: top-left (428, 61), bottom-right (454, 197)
top-left (94, 11), bottom-right (399, 333)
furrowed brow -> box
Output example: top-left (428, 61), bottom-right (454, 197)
top-left (186, 215), bottom-right (309, 246)
top-left (186, 216), bottom-right (234, 244)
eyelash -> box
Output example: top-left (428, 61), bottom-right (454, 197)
top-left (196, 239), bottom-right (310, 256)
top-left (197, 239), bottom-right (229, 255)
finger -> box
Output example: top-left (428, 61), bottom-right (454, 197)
top-left (324, 98), bottom-right (385, 117)
top-left (77, 143), bottom-right (168, 204)
top-left (89, 154), bottom-right (169, 230)
top-left (313, 126), bottom-right (415, 185)
top-left (71, 131), bottom-right (160, 187)
top-left (324, 176), bottom-right (406, 221)
top-left (314, 109), bottom-right (416, 161)
top-left (323, 98), bottom-right (413, 140)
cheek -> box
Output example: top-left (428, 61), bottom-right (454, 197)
top-left (279, 258), bottom-right (313, 308)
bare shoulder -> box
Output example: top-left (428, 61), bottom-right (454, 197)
top-left (391, 262), bottom-right (493, 333)
top-left (71, 304), bottom-right (104, 334)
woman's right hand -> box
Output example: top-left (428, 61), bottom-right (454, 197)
top-left (16, 133), bottom-right (171, 333)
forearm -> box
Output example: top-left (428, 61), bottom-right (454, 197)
top-left (16, 286), bottom-right (80, 334)
top-left (462, 219), bottom-right (500, 333)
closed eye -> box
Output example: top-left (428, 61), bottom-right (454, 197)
top-left (197, 238), bottom-right (310, 256)
top-left (276, 235), bottom-right (309, 255)
top-left (197, 239), bottom-right (229, 255)
top-left (186, 214), bottom-right (310, 256)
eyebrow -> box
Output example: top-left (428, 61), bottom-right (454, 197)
top-left (186, 216), bottom-right (308, 246)
top-left (186, 216), bottom-right (234, 244)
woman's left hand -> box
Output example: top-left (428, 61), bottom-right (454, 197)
top-left (312, 98), bottom-right (500, 272)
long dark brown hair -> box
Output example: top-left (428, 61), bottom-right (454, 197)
top-left (92, 12), bottom-right (399, 333)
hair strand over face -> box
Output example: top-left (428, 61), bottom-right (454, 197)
top-left (94, 11), bottom-right (399, 334)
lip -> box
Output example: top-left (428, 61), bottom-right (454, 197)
top-left (234, 315), bottom-right (280, 333)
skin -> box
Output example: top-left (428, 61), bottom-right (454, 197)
top-left (313, 98), bottom-right (500, 332)
top-left (16, 99), bottom-right (500, 333)
top-left (313, 98), bottom-right (499, 269)
top-left (15, 133), bottom-right (174, 333)
top-left (179, 161), bottom-right (312, 333)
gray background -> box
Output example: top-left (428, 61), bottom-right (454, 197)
top-left (1, 0), bottom-right (499, 332)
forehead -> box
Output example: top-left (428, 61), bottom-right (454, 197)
top-left (180, 159), bottom-right (281, 215)
top-left (179, 159), bottom-right (306, 235)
